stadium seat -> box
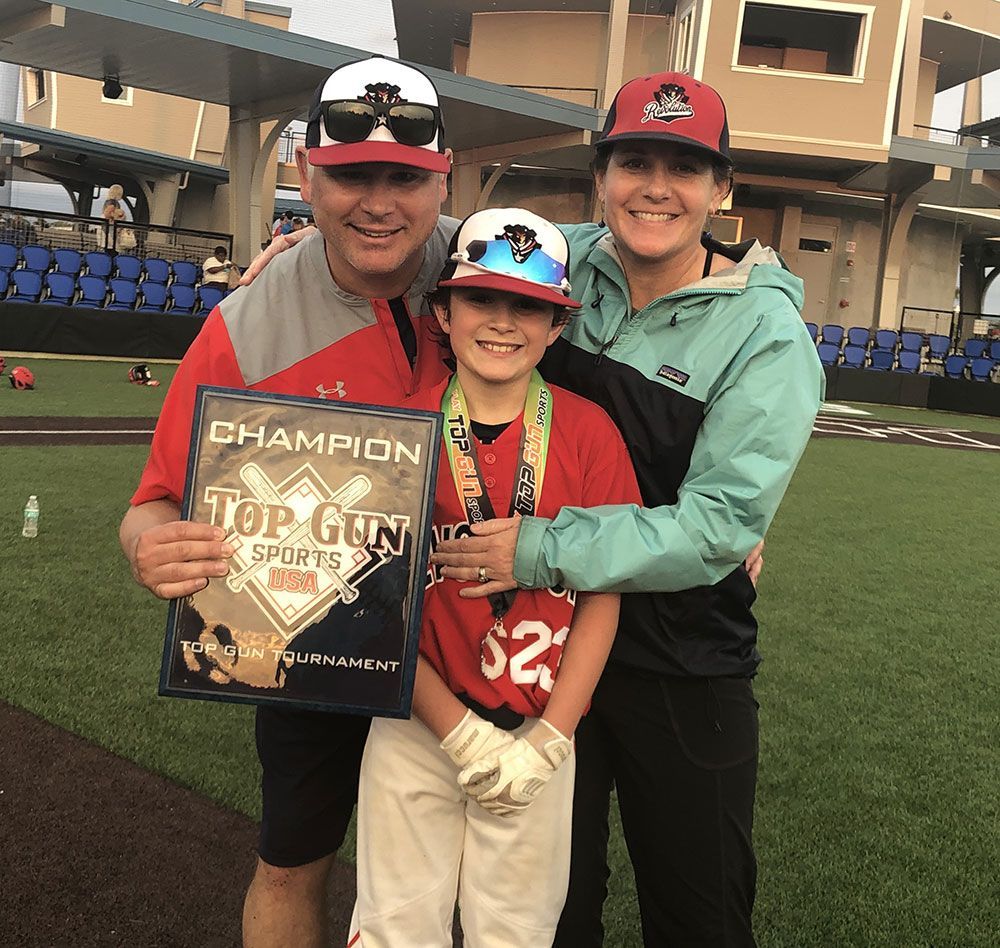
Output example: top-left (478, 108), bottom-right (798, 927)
top-left (42, 272), bottom-right (76, 305)
top-left (821, 324), bottom-right (844, 347)
top-left (53, 248), bottom-right (83, 276)
top-left (114, 254), bottom-right (142, 281)
top-left (895, 350), bottom-right (921, 374)
top-left (816, 342), bottom-right (840, 366)
top-left (899, 331), bottom-right (923, 352)
top-left (927, 334), bottom-right (950, 361)
top-left (0, 269), bottom-right (8, 297)
top-left (171, 260), bottom-right (199, 286)
top-left (804, 321), bottom-right (818, 343)
top-left (846, 327), bottom-right (870, 348)
top-left (107, 277), bottom-right (139, 310)
top-left (843, 344), bottom-right (866, 368)
top-left (868, 349), bottom-right (894, 371)
top-left (875, 329), bottom-right (898, 351)
top-left (143, 257), bottom-right (170, 284)
top-left (21, 244), bottom-right (52, 273)
top-left (75, 275), bottom-right (108, 308)
top-left (84, 251), bottom-right (113, 279)
top-left (8, 269), bottom-right (43, 303)
top-left (197, 283), bottom-right (225, 313)
top-left (167, 283), bottom-right (198, 314)
top-left (969, 358), bottom-right (995, 382)
top-left (943, 355), bottom-right (968, 379)
top-left (963, 339), bottom-right (987, 359)
top-left (137, 280), bottom-right (168, 312)
top-left (0, 242), bottom-right (19, 272)
top-left (989, 341), bottom-right (1000, 362)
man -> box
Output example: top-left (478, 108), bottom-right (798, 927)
top-left (202, 245), bottom-right (237, 286)
top-left (119, 56), bottom-right (456, 948)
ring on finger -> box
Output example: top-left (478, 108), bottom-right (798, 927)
top-left (478, 566), bottom-right (489, 584)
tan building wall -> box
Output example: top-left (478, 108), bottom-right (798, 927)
top-left (915, 58), bottom-right (939, 130)
top-left (701, 0), bottom-right (905, 160)
top-left (466, 12), bottom-right (670, 107)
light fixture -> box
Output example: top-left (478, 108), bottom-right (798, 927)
top-left (102, 75), bottom-right (124, 99)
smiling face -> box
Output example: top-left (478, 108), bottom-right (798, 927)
top-left (296, 147), bottom-right (448, 297)
top-left (433, 287), bottom-right (565, 391)
top-left (595, 140), bottom-right (730, 271)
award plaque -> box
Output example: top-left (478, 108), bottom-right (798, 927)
top-left (159, 386), bottom-right (442, 717)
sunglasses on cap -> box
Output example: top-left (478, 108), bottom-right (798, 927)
top-left (453, 239), bottom-right (571, 292)
top-left (320, 99), bottom-right (441, 147)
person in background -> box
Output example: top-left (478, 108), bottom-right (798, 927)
top-left (201, 245), bottom-right (238, 286)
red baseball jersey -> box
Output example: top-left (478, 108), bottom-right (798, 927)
top-left (133, 228), bottom-right (452, 505)
top-left (406, 376), bottom-right (642, 717)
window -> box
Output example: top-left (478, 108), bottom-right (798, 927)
top-left (799, 237), bottom-right (833, 253)
top-left (674, 9), bottom-right (695, 74)
top-left (26, 68), bottom-right (45, 106)
top-left (736, 2), bottom-right (869, 78)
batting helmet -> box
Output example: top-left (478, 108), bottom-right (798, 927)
top-left (10, 366), bottom-right (35, 390)
top-left (128, 363), bottom-right (152, 385)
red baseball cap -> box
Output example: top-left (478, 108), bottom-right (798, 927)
top-left (598, 72), bottom-right (730, 163)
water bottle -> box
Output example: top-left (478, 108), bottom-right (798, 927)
top-left (22, 495), bottom-right (39, 538)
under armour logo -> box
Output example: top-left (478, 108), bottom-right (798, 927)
top-left (316, 382), bottom-right (347, 400)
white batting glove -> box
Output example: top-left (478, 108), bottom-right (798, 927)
top-left (458, 719), bottom-right (573, 817)
top-left (439, 709), bottom-right (517, 771)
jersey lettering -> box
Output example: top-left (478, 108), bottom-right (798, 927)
top-left (479, 619), bottom-right (568, 694)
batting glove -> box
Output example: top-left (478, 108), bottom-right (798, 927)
top-left (458, 718), bottom-right (573, 817)
top-left (439, 708), bottom-right (517, 771)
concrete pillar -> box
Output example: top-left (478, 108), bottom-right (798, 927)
top-left (599, 0), bottom-right (630, 109)
top-left (450, 161), bottom-right (481, 219)
top-left (876, 190), bottom-right (920, 329)
top-left (251, 109), bottom-right (299, 250)
top-left (227, 107), bottom-right (260, 265)
top-left (777, 203), bottom-right (802, 270)
top-left (476, 160), bottom-right (513, 211)
top-left (895, 0), bottom-right (926, 138)
top-left (958, 247), bottom-right (984, 316)
top-left (961, 77), bottom-right (982, 131)
top-left (148, 173), bottom-right (182, 227)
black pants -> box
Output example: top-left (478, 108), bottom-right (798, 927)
top-left (555, 664), bottom-right (759, 947)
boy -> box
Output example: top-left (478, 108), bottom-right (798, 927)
top-left (348, 208), bottom-right (642, 947)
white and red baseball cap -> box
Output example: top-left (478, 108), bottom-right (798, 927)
top-left (598, 71), bottom-right (731, 163)
top-left (437, 208), bottom-right (581, 309)
top-left (306, 57), bottom-right (450, 173)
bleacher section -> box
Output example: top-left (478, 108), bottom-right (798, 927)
top-left (0, 243), bottom-right (232, 315)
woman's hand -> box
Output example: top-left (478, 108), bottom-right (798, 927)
top-left (431, 517), bottom-right (522, 598)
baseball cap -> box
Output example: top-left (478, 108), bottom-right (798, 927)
top-left (437, 208), bottom-right (581, 309)
top-left (598, 72), bottom-right (730, 164)
top-left (306, 57), bottom-right (450, 173)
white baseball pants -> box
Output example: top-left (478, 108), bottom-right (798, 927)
top-left (347, 715), bottom-right (575, 948)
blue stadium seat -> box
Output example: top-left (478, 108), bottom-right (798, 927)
top-left (42, 272), bottom-right (76, 305)
top-left (875, 329), bottom-right (898, 351)
top-left (868, 349), bottom-right (895, 371)
top-left (846, 327), bottom-right (870, 348)
top-left (816, 342), bottom-right (840, 366)
top-left (84, 251), bottom-right (113, 279)
top-left (107, 277), bottom-right (139, 310)
top-left (168, 283), bottom-right (198, 314)
top-left (895, 350), bottom-right (921, 374)
top-left (8, 269), bottom-right (42, 303)
top-left (927, 334), bottom-right (950, 361)
top-left (821, 324), bottom-right (844, 347)
top-left (899, 331), bottom-right (923, 352)
top-left (943, 355), bottom-right (968, 379)
top-left (21, 244), bottom-right (52, 273)
top-left (0, 242), bottom-right (18, 271)
top-left (197, 284), bottom-right (225, 314)
top-left (963, 339), bottom-right (987, 359)
top-left (989, 340), bottom-right (1000, 362)
top-left (143, 257), bottom-right (170, 284)
top-left (804, 321), bottom-right (818, 343)
top-left (0, 269), bottom-right (8, 297)
top-left (970, 358), bottom-right (995, 382)
top-left (114, 254), bottom-right (142, 281)
top-left (137, 280), bottom-right (168, 312)
top-left (53, 248), bottom-right (83, 276)
top-left (843, 344), bottom-right (866, 368)
top-left (75, 275), bottom-right (108, 308)
top-left (171, 260), bottom-right (199, 286)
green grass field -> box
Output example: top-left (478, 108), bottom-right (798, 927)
top-left (1, 361), bottom-right (997, 945)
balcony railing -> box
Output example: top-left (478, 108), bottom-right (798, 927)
top-left (912, 125), bottom-right (1000, 149)
top-left (277, 129), bottom-right (306, 164)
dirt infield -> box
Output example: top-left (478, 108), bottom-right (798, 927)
top-left (0, 702), bottom-right (358, 947)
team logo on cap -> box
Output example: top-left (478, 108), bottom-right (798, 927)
top-left (362, 82), bottom-right (402, 104)
top-left (641, 82), bottom-right (695, 125)
top-left (500, 224), bottom-right (540, 264)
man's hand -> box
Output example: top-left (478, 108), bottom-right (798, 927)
top-left (431, 517), bottom-right (521, 599)
top-left (239, 226), bottom-right (316, 285)
top-left (745, 539), bottom-right (765, 587)
top-left (439, 708), bottom-right (517, 771)
top-left (129, 521), bottom-right (234, 600)
top-left (459, 719), bottom-right (573, 817)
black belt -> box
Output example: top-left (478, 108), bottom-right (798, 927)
top-left (457, 693), bottom-right (525, 732)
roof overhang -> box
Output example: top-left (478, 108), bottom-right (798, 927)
top-left (0, 0), bottom-right (601, 150)
top-left (922, 17), bottom-right (1000, 92)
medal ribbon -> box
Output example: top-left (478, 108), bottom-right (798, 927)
top-left (442, 369), bottom-right (552, 619)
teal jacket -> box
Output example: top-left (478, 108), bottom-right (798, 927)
top-left (522, 224), bottom-right (824, 676)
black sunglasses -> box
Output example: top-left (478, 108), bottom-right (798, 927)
top-left (321, 99), bottom-right (441, 148)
